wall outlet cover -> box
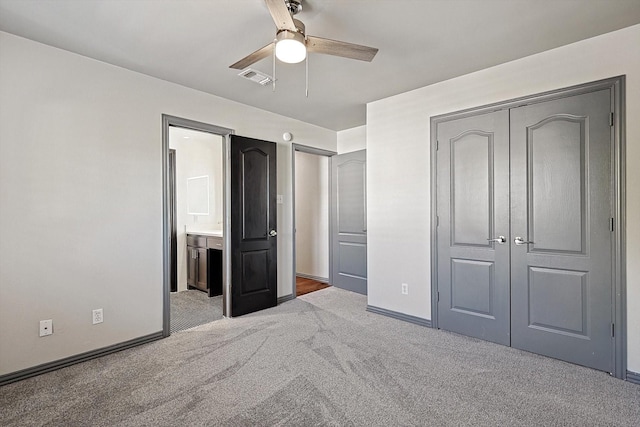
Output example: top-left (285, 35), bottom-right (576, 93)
top-left (93, 308), bottom-right (104, 325)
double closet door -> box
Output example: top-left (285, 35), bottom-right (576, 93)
top-left (436, 88), bottom-right (614, 373)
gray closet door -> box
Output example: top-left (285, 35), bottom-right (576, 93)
top-left (510, 89), bottom-right (613, 372)
top-left (331, 150), bottom-right (367, 294)
top-left (436, 110), bottom-right (511, 345)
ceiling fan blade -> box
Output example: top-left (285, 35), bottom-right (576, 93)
top-left (265, 0), bottom-right (297, 31)
top-left (229, 42), bottom-right (274, 69)
top-left (307, 36), bottom-right (378, 62)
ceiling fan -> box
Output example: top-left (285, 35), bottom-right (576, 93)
top-left (230, 0), bottom-right (379, 70)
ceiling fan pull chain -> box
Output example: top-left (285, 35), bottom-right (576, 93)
top-left (305, 47), bottom-right (309, 98)
top-left (273, 40), bottom-right (277, 92)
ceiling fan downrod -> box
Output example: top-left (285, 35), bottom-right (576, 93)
top-left (285, 0), bottom-right (302, 16)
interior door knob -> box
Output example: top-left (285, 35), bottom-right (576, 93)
top-left (269, 229), bottom-right (277, 237)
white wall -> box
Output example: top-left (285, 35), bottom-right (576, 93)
top-left (367, 24), bottom-right (640, 372)
top-left (169, 128), bottom-right (223, 292)
top-left (337, 125), bottom-right (366, 154)
top-left (0, 32), bottom-right (336, 375)
top-left (295, 151), bottom-right (329, 279)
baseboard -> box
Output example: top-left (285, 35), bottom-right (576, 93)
top-left (0, 331), bottom-right (164, 387)
top-left (627, 370), bottom-right (640, 385)
top-left (295, 273), bottom-right (329, 283)
top-left (277, 294), bottom-right (295, 304)
top-left (366, 305), bottom-right (432, 328)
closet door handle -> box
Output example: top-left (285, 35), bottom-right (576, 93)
top-left (514, 236), bottom-right (533, 245)
top-left (487, 236), bottom-right (506, 244)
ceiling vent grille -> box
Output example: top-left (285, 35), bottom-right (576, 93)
top-left (238, 68), bottom-right (274, 86)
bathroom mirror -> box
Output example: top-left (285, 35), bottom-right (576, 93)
top-left (187, 175), bottom-right (209, 215)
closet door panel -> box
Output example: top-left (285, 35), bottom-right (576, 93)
top-left (436, 110), bottom-right (511, 346)
top-left (510, 89), bottom-right (613, 373)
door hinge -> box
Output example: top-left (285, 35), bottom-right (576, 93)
top-left (610, 217), bottom-right (615, 232)
top-left (437, 291), bottom-right (440, 302)
top-left (609, 112), bottom-right (614, 127)
top-left (436, 140), bottom-right (439, 151)
top-left (436, 215), bottom-right (439, 227)
top-left (611, 323), bottom-right (615, 338)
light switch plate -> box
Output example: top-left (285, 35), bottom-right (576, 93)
top-left (39, 319), bottom-right (53, 337)
top-left (276, 195), bottom-right (283, 204)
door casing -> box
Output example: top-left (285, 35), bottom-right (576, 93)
top-left (291, 144), bottom-right (337, 299)
top-left (429, 76), bottom-right (626, 379)
top-left (162, 115), bottom-right (234, 335)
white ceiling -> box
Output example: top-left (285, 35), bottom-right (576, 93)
top-left (1, 0), bottom-right (639, 131)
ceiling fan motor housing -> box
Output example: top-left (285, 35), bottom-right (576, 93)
top-left (276, 18), bottom-right (306, 48)
top-left (276, 18), bottom-right (305, 37)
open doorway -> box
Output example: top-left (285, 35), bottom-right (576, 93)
top-left (168, 126), bottom-right (224, 332)
top-left (162, 115), bottom-right (233, 336)
top-left (292, 144), bottom-right (336, 297)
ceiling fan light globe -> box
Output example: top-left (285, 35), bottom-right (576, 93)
top-left (275, 31), bottom-right (306, 64)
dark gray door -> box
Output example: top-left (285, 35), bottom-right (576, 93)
top-left (510, 89), bottom-right (613, 372)
top-left (169, 149), bottom-right (177, 293)
top-left (436, 110), bottom-right (511, 346)
top-left (230, 135), bottom-right (277, 317)
top-left (331, 150), bottom-right (367, 294)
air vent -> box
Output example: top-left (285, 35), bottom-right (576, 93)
top-left (238, 68), bottom-right (274, 86)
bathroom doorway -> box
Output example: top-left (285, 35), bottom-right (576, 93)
top-left (169, 126), bottom-right (224, 332)
top-left (162, 116), bottom-right (233, 335)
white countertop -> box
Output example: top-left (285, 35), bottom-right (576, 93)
top-left (186, 230), bottom-right (223, 237)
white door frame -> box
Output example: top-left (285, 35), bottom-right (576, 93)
top-left (429, 76), bottom-right (627, 379)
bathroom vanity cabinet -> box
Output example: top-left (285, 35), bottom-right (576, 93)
top-left (186, 233), bottom-right (223, 296)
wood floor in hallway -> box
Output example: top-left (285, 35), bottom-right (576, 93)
top-left (296, 276), bottom-right (330, 297)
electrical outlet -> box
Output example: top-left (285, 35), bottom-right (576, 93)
top-left (93, 308), bottom-right (103, 325)
top-left (39, 319), bottom-right (53, 337)
top-left (401, 283), bottom-right (409, 295)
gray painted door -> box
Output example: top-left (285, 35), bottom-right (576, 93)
top-left (436, 110), bottom-right (511, 346)
top-left (510, 89), bottom-right (613, 372)
top-left (331, 150), bottom-right (367, 294)
top-left (436, 88), bottom-right (614, 373)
